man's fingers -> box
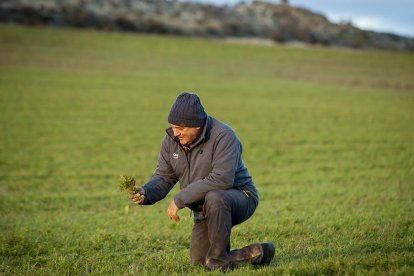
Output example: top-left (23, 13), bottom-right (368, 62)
top-left (166, 199), bottom-right (180, 222)
top-left (168, 213), bottom-right (180, 222)
top-left (167, 209), bottom-right (180, 222)
top-left (130, 193), bottom-right (145, 205)
top-left (137, 196), bottom-right (145, 204)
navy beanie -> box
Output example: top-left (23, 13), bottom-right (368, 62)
top-left (168, 92), bottom-right (207, 127)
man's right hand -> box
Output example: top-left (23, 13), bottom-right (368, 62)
top-left (129, 188), bottom-right (146, 205)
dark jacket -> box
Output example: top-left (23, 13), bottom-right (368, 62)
top-left (141, 116), bottom-right (258, 210)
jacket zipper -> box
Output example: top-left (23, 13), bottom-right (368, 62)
top-left (185, 148), bottom-right (192, 217)
top-left (187, 150), bottom-right (191, 185)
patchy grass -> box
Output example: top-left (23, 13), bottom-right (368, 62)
top-left (0, 24), bottom-right (413, 275)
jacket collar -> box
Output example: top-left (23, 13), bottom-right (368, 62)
top-left (166, 116), bottom-right (212, 149)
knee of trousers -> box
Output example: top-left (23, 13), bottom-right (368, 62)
top-left (204, 190), bottom-right (230, 213)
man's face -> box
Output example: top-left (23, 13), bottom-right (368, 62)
top-left (171, 124), bottom-right (201, 146)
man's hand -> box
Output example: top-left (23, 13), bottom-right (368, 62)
top-left (167, 199), bottom-right (180, 222)
top-left (129, 188), bottom-right (146, 205)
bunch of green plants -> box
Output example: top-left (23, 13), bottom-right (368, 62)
top-left (118, 175), bottom-right (138, 194)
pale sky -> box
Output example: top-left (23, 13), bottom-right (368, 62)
top-left (189, 0), bottom-right (414, 38)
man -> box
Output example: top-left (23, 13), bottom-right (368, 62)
top-left (130, 92), bottom-right (275, 270)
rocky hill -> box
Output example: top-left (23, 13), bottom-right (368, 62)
top-left (1, 0), bottom-right (413, 51)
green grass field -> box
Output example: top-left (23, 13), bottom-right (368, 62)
top-left (1, 24), bottom-right (413, 275)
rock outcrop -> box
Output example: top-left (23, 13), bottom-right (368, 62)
top-left (1, 0), bottom-right (413, 51)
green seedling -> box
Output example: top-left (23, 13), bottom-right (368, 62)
top-left (119, 174), bottom-right (138, 194)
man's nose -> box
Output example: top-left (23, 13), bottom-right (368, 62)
top-left (173, 129), bottom-right (181, 137)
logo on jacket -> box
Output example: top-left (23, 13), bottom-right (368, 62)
top-left (173, 153), bottom-right (179, 160)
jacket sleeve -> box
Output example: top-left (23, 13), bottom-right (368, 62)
top-left (174, 130), bottom-right (240, 209)
top-left (142, 135), bottom-right (178, 205)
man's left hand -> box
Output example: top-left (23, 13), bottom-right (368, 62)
top-left (167, 200), bottom-right (180, 222)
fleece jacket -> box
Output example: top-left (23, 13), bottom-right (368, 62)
top-left (141, 116), bottom-right (259, 210)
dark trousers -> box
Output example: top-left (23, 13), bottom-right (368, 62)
top-left (189, 189), bottom-right (259, 269)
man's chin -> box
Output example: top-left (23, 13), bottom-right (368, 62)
top-left (181, 142), bottom-right (192, 147)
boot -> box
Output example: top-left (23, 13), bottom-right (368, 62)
top-left (253, 242), bottom-right (275, 266)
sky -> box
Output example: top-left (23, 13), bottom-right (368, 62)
top-left (189, 0), bottom-right (414, 38)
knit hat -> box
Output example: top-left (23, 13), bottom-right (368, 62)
top-left (168, 92), bottom-right (207, 127)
